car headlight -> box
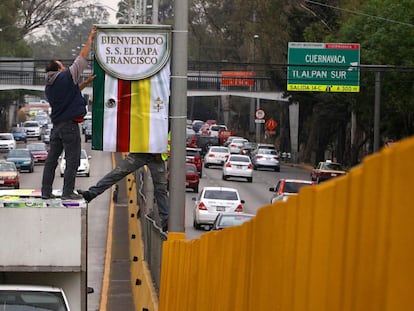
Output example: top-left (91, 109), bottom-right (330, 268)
top-left (23, 161), bottom-right (31, 164)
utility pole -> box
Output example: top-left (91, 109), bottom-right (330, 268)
top-left (169, 0), bottom-right (188, 232)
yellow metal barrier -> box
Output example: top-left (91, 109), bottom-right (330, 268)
top-left (159, 137), bottom-right (414, 311)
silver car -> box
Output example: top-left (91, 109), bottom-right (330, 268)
top-left (251, 148), bottom-right (280, 171)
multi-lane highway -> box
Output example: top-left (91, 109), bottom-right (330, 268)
top-left (184, 162), bottom-right (311, 240)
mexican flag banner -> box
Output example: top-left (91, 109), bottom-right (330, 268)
top-left (92, 25), bottom-right (171, 153)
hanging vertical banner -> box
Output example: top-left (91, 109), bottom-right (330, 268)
top-left (92, 25), bottom-right (172, 153)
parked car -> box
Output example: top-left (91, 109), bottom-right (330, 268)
top-left (228, 138), bottom-right (248, 154)
top-left (211, 212), bottom-right (255, 230)
top-left (22, 120), bottom-right (42, 140)
top-left (60, 149), bottom-right (91, 177)
top-left (204, 146), bottom-right (230, 168)
top-left (5, 148), bottom-right (35, 173)
top-left (310, 160), bottom-right (346, 183)
top-left (11, 127), bottom-right (27, 143)
top-left (251, 148), bottom-right (280, 171)
top-left (27, 142), bottom-right (48, 163)
top-left (186, 147), bottom-right (203, 178)
top-left (0, 160), bottom-right (20, 189)
top-left (192, 186), bottom-right (245, 230)
top-left (0, 133), bottom-right (16, 152)
top-left (269, 179), bottom-right (314, 203)
top-left (222, 154), bottom-right (253, 182)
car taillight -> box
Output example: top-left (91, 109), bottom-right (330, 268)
top-left (235, 204), bottom-right (243, 212)
top-left (248, 163), bottom-right (253, 169)
top-left (198, 202), bottom-right (207, 210)
top-left (256, 155), bottom-right (263, 159)
top-left (208, 154), bottom-right (215, 157)
top-left (230, 143), bottom-right (236, 147)
top-left (188, 175), bottom-right (198, 181)
top-left (279, 182), bottom-right (285, 195)
top-left (225, 162), bottom-right (231, 167)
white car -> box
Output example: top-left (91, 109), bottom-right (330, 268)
top-left (192, 186), bottom-right (245, 230)
top-left (22, 120), bottom-right (42, 140)
top-left (0, 133), bottom-right (16, 152)
top-left (222, 154), bottom-right (253, 182)
top-left (0, 285), bottom-right (70, 310)
top-left (223, 136), bottom-right (243, 147)
top-left (60, 149), bottom-right (91, 177)
top-left (208, 124), bottom-right (227, 137)
top-left (204, 146), bottom-right (230, 168)
top-left (228, 138), bottom-right (248, 154)
top-left (269, 179), bottom-right (314, 203)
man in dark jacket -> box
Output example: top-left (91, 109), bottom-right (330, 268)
top-left (41, 26), bottom-right (96, 200)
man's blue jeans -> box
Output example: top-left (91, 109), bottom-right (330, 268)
top-left (42, 120), bottom-right (81, 197)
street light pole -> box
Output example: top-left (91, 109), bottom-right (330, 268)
top-left (253, 34), bottom-right (261, 143)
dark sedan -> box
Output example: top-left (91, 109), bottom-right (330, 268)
top-left (5, 148), bottom-right (35, 173)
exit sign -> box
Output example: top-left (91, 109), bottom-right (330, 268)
top-left (287, 42), bottom-right (360, 92)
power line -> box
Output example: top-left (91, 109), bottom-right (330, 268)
top-left (304, 0), bottom-right (414, 27)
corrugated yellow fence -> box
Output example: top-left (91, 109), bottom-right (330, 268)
top-left (159, 136), bottom-right (414, 311)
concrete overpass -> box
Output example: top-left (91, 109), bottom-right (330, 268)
top-left (0, 68), bottom-right (299, 161)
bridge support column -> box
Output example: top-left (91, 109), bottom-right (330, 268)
top-left (255, 98), bottom-right (261, 143)
top-left (221, 95), bottom-right (230, 127)
top-left (249, 98), bottom-right (255, 137)
top-left (289, 101), bottom-right (299, 163)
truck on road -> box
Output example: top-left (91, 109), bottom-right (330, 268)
top-left (0, 189), bottom-right (88, 311)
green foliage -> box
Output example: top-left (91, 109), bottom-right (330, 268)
top-left (334, 0), bottom-right (414, 141)
top-left (29, 5), bottom-right (109, 60)
top-left (0, 1), bottom-right (32, 57)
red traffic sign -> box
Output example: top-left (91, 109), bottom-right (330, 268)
top-left (255, 109), bottom-right (265, 119)
top-left (265, 118), bottom-right (278, 130)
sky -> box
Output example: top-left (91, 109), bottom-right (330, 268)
top-left (90, 0), bottom-right (120, 24)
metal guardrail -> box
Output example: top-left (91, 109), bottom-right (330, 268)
top-left (0, 59), bottom-right (275, 92)
top-left (134, 167), bottom-right (167, 294)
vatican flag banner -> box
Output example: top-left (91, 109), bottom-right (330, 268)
top-left (92, 25), bottom-right (171, 153)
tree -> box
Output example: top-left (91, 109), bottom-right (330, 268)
top-left (335, 0), bottom-right (414, 160)
top-left (28, 4), bottom-right (109, 60)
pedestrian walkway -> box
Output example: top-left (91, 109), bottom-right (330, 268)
top-left (105, 153), bottom-right (135, 311)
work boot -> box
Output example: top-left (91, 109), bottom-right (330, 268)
top-left (77, 189), bottom-right (95, 203)
top-left (41, 193), bottom-right (56, 200)
top-left (61, 193), bottom-right (84, 200)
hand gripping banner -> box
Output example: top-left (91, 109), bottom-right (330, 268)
top-left (92, 25), bottom-right (172, 153)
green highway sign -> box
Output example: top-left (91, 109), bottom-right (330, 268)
top-left (287, 42), bottom-right (360, 92)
